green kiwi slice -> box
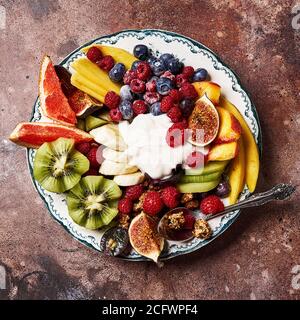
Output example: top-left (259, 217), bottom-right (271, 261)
top-left (66, 176), bottom-right (122, 230)
top-left (33, 138), bottom-right (89, 193)
top-left (179, 171), bottom-right (222, 183)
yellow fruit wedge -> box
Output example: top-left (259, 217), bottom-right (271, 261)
top-left (192, 81), bottom-right (221, 105)
top-left (228, 138), bottom-right (246, 204)
top-left (219, 96), bottom-right (259, 193)
top-left (72, 72), bottom-right (107, 97)
top-left (81, 45), bottom-right (136, 70)
top-left (71, 58), bottom-right (121, 94)
top-left (71, 77), bottom-right (105, 103)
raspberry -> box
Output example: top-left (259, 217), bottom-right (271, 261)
top-left (183, 214), bottom-right (196, 230)
top-left (136, 62), bottom-right (152, 81)
top-left (87, 147), bottom-right (100, 168)
top-left (166, 121), bottom-right (187, 148)
top-left (175, 74), bottom-right (189, 88)
top-left (83, 168), bottom-right (99, 176)
top-left (182, 66), bottom-right (195, 80)
top-left (132, 100), bottom-right (147, 116)
top-left (161, 71), bottom-right (175, 82)
top-left (118, 198), bottom-right (133, 215)
top-left (185, 151), bottom-right (208, 168)
top-left (200, 195), bottom-right (225, 215)
top-left (167, 106), bottom-right (182, 123)
top-left (109, 108), bottom-right (123, 122)
top-left (142, 191), bottom-right (164, 216)
top-left (123, 69), bottom-right (137, 85)
top-left (168, 89), bottom-right (180, 103)
top-left (104, 91), bottom-right (120, 109)
top-left (143, 92), bottom-right (161, 104)
top-left (146, 78), bottom-right (157, 92)
top-left (86, 46), bottom-right (102, 63)
top-left (130, 79), bottom-right (146, 93)
top-left (161, 186), bottom-right (180, 208)
top-left (75, 142), bottom-right (91, 155)
top-left (96, 55), bottom-right (114, 71)
top-left (160, 96), bottom-right (174, 113)
top-left (125, 184), bottom-right (144, 201)
top-left (179, 82), bottom-right (198, 100)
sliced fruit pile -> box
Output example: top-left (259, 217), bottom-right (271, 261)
top-left (9, 42), bottom-right (260, 262)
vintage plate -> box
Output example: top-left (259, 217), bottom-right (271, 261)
top-left (27, 29), bottom-right (262, 261)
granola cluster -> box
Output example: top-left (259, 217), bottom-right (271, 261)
top-left (167, 211), bottom-right (185, 230)
top-left (192, 219), bottom-right (212, 239)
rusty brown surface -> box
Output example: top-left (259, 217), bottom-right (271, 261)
top-left (0, 0), bottom-right (299, 300)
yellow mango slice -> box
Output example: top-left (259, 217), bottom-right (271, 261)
top-left (72, 72), bottom-right (107, 97)
top-left (228, 138), bottom-right (246, 204)
top-left (71, 58), bottom-right (121, 94)
top-left (71, 77), bottom-right (105, 103)
top-left (81, 45), bottom-right (136, 70)
top-left (219, 96), bottom-right (259, 193)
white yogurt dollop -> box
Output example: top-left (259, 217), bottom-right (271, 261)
top-left (118, 114), bottom-right (194, 179)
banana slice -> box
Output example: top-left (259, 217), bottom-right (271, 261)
top-left (90, 124), bottom-right (127, 151)
top-left (113, 172), bottom-right (145, 186)
top-left (100, 159), bottom-right (138, 176)
top-left (102, 148), bottom-right (128, 164)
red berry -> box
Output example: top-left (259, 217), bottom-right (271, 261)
top-left (182, 66), bottom-right (195, 80)
top-left (132, 100), bottom-right (148, 116)
top-left (123, 69), bottom-right (137, 85)
top-left (130, 79), bottom-right (146, 93)
top-left (83, 168), bottom-right (99, 176)
top-left (125, 184), bottom-right (144, 201)
top-left (118, 198), bottom-right (133, 215)
top-left (109, 108), bottom-right (123, 122)
top-left (75, 142), bottom-right (91, 155)
top-left (104, 91), bottom-right (120, 109)
top-left (166, 122), bottom-right (187, 148)
top-left (160, 96), bottom-right (174, 113)
top-left (161, 71), bottom-right (175, 82)
top-left (86, 46), bottom-right (102, 63)
top-left (175, 74), bottom-right (189, 88)
top-left (146, 78), bottom-right (157, 92)
top-left (96, 55), bottom-right (114, 71)
top-left (168, 89), bottom-right (180, 103)
top-left (161, 186), bottom-right (180, 209)
top-left (142, 191), bottom-right (164, 216)
top-left (179, 82), bottom-right (198, 100)
top-left (183, 214), bottom-right (196, 230)
top-left (87, 147), bottom-right (101, 168)
top-left (143, 92), bottom-right (160, 105)
top-left (200, 195), bottom-right (225, 215)
top-left (136, 62), bottom-right (152, 81)
top-left (185, 151), bottom-right (208, 168)
top-left (167, 106), bottom-right (182, 123)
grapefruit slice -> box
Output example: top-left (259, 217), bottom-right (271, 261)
top-left (9, 122), bottom-right (93, 148)
top-left (39, 56), bottom-right (77, 125)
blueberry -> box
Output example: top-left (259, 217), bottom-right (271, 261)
top-left (109, 63), bottom-right (126, 82)
top-left (159, 53), bottom-right (174, 66)
top-left (119, 100), bottom-right (133, 120)
top-left (133, 44), bottom-right (149, 61)
top-left (120, 85), bottom-right (133, 102)
top-left (150, 102), bottom-right (162, 116)
top-left (146, 56), bottom-right (158, 68)
top-left (215, 180), bottom-right (231, 198)
top-left (131, 60), bottom-right (141, 71)
top-left (179, 98), bottom-right (195, 117)
top-left (166, 58), bottom-right (183, 74)
top-left (151, 60), bottom-right (166, 76)
top-left (156, 77), bottom-right (174, 95)
top-left (192, 68), bottom-right (208, 82)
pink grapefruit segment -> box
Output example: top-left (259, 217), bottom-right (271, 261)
top-left (9, 122), bottom-right (93, 148)
top-left (39, 56), bottom-right (77, 125)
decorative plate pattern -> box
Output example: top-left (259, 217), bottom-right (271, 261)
top-left (26, 29), bottom-right (262, 261)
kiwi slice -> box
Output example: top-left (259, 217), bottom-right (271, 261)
top-left (33, 138), bottom-right (89, 193)
top-left (180, 171), bottom-right (222, 183)
top-left (177, 180), bottom-right (220, 193)
top-left (66, 175), bottom-right (122, 230)
top-left (85, 115), bottom-right (108, 131)
top-left (184, 161), bottom-right (229, 176)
